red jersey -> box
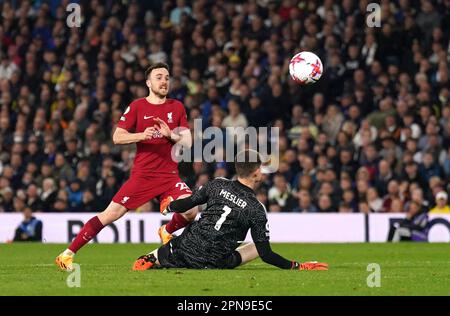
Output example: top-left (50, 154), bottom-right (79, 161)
top-left (116, 98), bottom-right (189, 177)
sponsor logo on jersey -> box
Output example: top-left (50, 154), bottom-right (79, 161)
top-left (167, 112), bottom-right (173, 123)
top-left (153, 130), bottom-right (163, 138)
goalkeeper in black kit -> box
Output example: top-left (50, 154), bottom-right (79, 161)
top-left (133, 149), bottom-right (328, 271)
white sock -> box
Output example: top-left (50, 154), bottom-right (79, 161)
top-left (63, 249), bottom-right (74, 256)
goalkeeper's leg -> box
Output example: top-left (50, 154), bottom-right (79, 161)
top-left (214, 243), bottom-right (258, 269)
top-left (236, 243), bottom-right (259, 266)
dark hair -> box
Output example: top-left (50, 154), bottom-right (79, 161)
top-left (409, 200), bottom-right (421, 209)
top-left (234, 149), bottom-right (262, 178)
top-left (145, 62), bottom-right (170, 79)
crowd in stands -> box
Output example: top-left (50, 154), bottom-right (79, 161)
top-left (0, 0), bottom-right (449, 214)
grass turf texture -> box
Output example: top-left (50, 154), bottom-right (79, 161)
top-left (0, 243), bottom-right (449, 296)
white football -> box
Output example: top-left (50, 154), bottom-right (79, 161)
top-left (289, 51), bottom-right (323, 85)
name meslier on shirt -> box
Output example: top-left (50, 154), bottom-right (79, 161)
top-left (219, 189), bottom-right (247, 208)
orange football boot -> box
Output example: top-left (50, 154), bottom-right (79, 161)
top-left (158, 224), bottom-right (173, 245)
top-left (55, 253), bottom-right (74, 271)
top-left (132, 254), bottom-right (156, 271)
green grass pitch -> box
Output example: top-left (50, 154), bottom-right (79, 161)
top-left (0, 243), bottom-right (449, 296)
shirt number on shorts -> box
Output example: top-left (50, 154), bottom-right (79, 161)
top-left (175, 182), bottom-right (189, 191)
top-left (215, 205), bottom-right (232, 231)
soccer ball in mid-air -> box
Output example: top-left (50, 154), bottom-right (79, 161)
top-left (289, 51), bottom-right (323, 85)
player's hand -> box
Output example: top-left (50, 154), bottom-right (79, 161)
top-left (140, 127), bottom-right (156, 141)
top-left (291, 261), bottom-right (328, 270)
top-left (154, 118), bottom-right (171, 138)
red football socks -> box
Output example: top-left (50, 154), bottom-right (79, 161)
top-left (68, 216), bottom-right (105, 253)
top-left (165, 213), bottom-right (190, 234)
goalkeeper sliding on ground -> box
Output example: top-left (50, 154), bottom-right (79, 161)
top-left (133, 149), bottom-right (328, 271)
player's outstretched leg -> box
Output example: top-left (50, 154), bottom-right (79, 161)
top-left (159, 194), bottom-right (198, 244)
top-left (236, 243), bottom-right (259, 266)
top-left (158, 196), bottom-right (175, 244)
top-left (55, 201), bottom-right (128, 271)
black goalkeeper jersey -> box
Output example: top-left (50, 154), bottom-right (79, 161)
top-left (172, 177), bottom-right (270, 268)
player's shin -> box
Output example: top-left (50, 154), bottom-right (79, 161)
top-left (56, 215), bottom-right (105, 271)
top-left (68, 216), bottom-right (105, 253)
top-left (165, 208), bottom-right (197, 233)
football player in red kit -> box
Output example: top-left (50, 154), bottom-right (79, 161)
top-left (56, 62), bottom-right (196, 270)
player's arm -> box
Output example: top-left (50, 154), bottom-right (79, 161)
top-left (112, 127), bottom-right (155, 145)
top-left (250, 213), bottom-right (295, 269)
top-left (113, 103), bottom-right (155, 145)
top-left (254, 241), bottom-right (297, 269)
top-left (154, 118), bottom-right (192, 148)
top-left (250, 211), bottom-right (328, 270)
top-left (169, 128), bottom-right (192, 148)
top-left (166, 182), bottom-right (210, 213)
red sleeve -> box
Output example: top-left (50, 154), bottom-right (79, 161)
top-left (177, 101), bottom-right (189, 129)
top-left (117, 103), bottom-right (137, 131)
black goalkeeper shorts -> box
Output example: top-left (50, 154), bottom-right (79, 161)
top-left (157, 237), bottom-right (242, 269)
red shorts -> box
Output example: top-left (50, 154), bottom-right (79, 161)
top-left (112, 174), bottom-right (192, 210)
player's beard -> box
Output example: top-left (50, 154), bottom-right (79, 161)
top-left (151, 85), bottom-right (169, 99)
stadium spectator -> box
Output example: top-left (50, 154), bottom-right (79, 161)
top-left (0, 0), bottom-right (448, 214)
top-left (67, 179), bottom-right (83, 211)
top-left (268, 173), bottom-right (296, 212)
top-left (408, 186), bottom-right (430, 212)
top-left (375, 159), bottom-right (394, 197)
top-left (382, 179), bottom-right (401, 212)
top-left (26, 183), bottom-right (42, 211)
top-left (222, 99), bottom-right (248, 147)
top-left (358, 201), bottom-right (371, 214)
top-left (13, 208), bottom-right (42, 242)
top-left (0, 187), bottom-right (14, 212)
top-left (40, 178), bottom-right (57, 212)
top-left (293, 190), bottom-right (318, 213)
top-left (387, 201), bottom-right (429, 242)
top-left (317, 194), bottom-right (334, 213)
top-left (390, 198), bottom-right (405, 213)
top-left (81, 190), bottom-right (100, 213)
top-left (429, 191), bottom-right (450, 214)
top-left (53, 198), bottom-right (68, 212)
top-left (366, 187), bottom-right (383, 213)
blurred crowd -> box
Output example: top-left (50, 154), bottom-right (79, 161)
top-left (0, 0), bottom-right (449, 215)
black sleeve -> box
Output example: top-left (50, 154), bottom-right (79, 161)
top-left (169, 181), bottom-right (210, 213)
top-left (13, 228), bottom-right (23, 241)
top-left (249, 205), bottom-right (293, 269)
top-left (255, 241), bottom-right (293, 269)
top-left (249, 205), bottom-right (270, 243)
top-left (30, 221), bottom-right (43, 242)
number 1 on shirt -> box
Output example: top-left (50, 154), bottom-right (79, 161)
top-left (215, 206), bottom-right (232, 231)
